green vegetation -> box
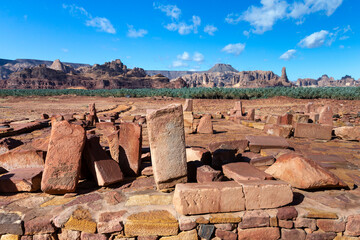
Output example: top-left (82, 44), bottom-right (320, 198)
top-left (0, 87), bottom-right (360, 100)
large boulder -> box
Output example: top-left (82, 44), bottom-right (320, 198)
top-left (197, 114), bottom-right (213, 134)
top-left (265, 153), bottom-right (346, 189)
top-left (0, 168), bottom-right (43, 192)
top-left (41, 121), bottom-right (86, 194)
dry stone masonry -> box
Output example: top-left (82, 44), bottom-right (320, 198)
top-left (0, 99), bottom-right (359, 239)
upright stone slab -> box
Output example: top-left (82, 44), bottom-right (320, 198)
top-left (83, 135), bottom-right (124, 186)
top-left (183, 111), bottom-right (195, 134)
top-left (183, 99), bottom-right (193, 112)
top-left (146, 104), bottom-right (187, 190)
top-left (197, 114), bottom-right (213, 134)
top-left (305, 102), bottom-right (314, 113)
top-left (319, 106), bottom-right (333, 126)
top-left (41, 121), bottom-right (86, 194)
top-left (106, 130), bottom-right (120, 163)
top-left (119, 122), bottom-right (142, 176)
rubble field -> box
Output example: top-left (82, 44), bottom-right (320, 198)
top-left (0, 95), bottom-right (359, 240)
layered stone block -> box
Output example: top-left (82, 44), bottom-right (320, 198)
top-left (294, 123), bottom-right (332, 140)
top-left (0, 168), bottom-right (43, 192)
top-left (197, 114), bottom-right (213, 134)
top-left (238, 180), bottom-right (293, 210)
top-left (173, 181), bottom-right (245, 215)
top-left (222, 162), bottom-right (273, 182)
top-left (246, 135), bottom-right (289, 153)
top-left (146, 104), bottom-right (187, 190)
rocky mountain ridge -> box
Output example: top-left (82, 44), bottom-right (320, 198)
top-left (296, 74), bottom-right (360, 87)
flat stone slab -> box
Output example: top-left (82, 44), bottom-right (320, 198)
top-left (41, 121), bottom-right (86, 194)
top-left (237, 180), bottom-right (293, 210)
top-left (222, 162), bottom-right (274, 182)
top-left (294, 123), bottom-right (332, 140)
top-left (125, 210), bottom-right (178, 237)
top-left (173, 181), bottom-right (245, 215)
top-left (208, 140), bottom-right (249, 153)
top-left (146, 104), bottom-right (187, 190)
top-left (0, 168), bottom-right (43, 192)
top-left (0, 148), bottom-right (45, 172)
top-left (246, 136), bottom-right (289, 153)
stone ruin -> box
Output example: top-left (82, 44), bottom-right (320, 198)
top-left (0, 100), bottom-right (359, 239)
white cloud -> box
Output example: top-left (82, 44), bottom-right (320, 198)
top-left (204, 25), bottom-right (218, 36)
top-left (222, 43), bottom-right (246, 56)
top-left (127, 25), bottom-right (148, 38)
top-left (172, 60), bottom-right (188, 68)
top-left (86, 17), bottom-right (116, 34)
top-left (153, 3), bottom-right (181, 20)
top-left (226, 0), bottom-right (344, 34)
top-left (241, 0), bottom-right (288, 34)
top-left (280, 49), bottom-right (296, 60)
top-left (61, 48), bottom-right (69, 53)
top-left (225, 13), bottom-right (241, 24)
top-left (339, 45), bottom-right (344, 49)
top-left (177, 52), bottom-right (191, 61)
top-left (299, 30), bottom-right (329, 48)
top-left (243, 30), bottom-right (250, 37)
top-left (63, 4), bottom-right (116, 34)
top-left (193, 52), bottom-right (204, 62)
top-left (164, 16), bottom-right (201, 35)
top-left (289, 0), bottom-right (343, 20)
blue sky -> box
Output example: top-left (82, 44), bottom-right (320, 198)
top-left (0, 0), bottom-right (359, 80)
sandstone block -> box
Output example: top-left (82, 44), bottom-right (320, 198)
top-left (249, 156), bottom-right (275, 167)
top-left (238, 180), bottom-right (293, 210)
top-left (0, 168), bottom-right (42, 192)
top-left (306, 232), bottom-right (337, 240)
top-left (319, 106), bottom-right (333, 126)
top-left (0, 148), bottom-right (45, 171)
top-left (183, 111), bottom-right (195, 134)
top-left (294, 123), bottom-right (332, 140)
top-left (281, 229), bottom-right (306, 240)
top-left (238, 227), bottom-right (280, 240)
top-left (146, 104), bottom-right (187, 190)
top-left (124, 210), bottom-right (178, 237)
top-left (0, 213), bottom-right (23, 235)
top-left (197, 114), bottom-right (213, 134)
top-left (179, 217), bottom-right (197, 231)
top-left (64, 208), bottom-right (96, 233)
top-left (197, 165), bottom-right (222, 183)
top-left (208, 140), bottom-right (248, 153)
top-left (263, 124), bottom-right (292, 138)
top-left (317, 219), bottom-right (345, 232)
top-left (24, 215), bottom-right (55, 235)
top-left (41, 121), bottom-right (86, 194)
top-left (265, 153), bottom-right (346, 189)
top-left (106, 130), bottom-right (120, 163)
top-left (173, 181), bottom-right (245, 215)
top-left (97, 210), bottom-right (126, 233)
top-left (119, 122), bottom-right (142, 176)
top-left (0, 235), bottom-right (20, 240)
top-left (280, 113), bottom-right (293, 125)
top-left (293, 114), bottom-right (310, 124)
top-left (183, 99), bottom-right (193, 112)
top-left (279, 220), bottom-right (293, 228)
top-left (238, 210), bottom-right (269, 229)
top-left (294, 218), bottom-right (317, 230)
top-left (0, 138), bottom-right (23, 155)
top-left (345, 215), bottom-right (360, 236)
top-left (57, 229), bottom-right (80, 240)
top-left (209, 213), bottom-right (241, 224)
top-left (246, 135), bottom-right (289, 153)
top-left (160, 229), bottom-right (198, 240)
top-left (222, 162), bottom-right (274, 182)
top-left (186, 147), bottom-right (211, 164)
top-left (277, 206), bottom-right (298, 220)
top-left (83, 135), bottom-right (123, 186)
top-left (80, 232), bottom-right (107, 240)
top-left (334, 126), bottom-right (360, 141)
top-left (215, 229), bottom-right (237, 240)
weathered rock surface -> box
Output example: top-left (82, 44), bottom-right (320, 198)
top-left (196, 165), bottom-right (222, 183)
top-left (0, 168), bottom-right (43, 192)
top-left (246, 135), bottom-right (289, 153)
top-left (0, 148), bottom-right (45, 171)
top-left (294, 123), bottom-right (332, 140)
top-left (238, 180), bottom-right (293, 210)
top-left (197, 114), bottom-right (213, 134)
top-left (334, 126), bottom-right (360, 141)
top-left (173, 181), bottom-right (245, 215)
top-left (222, 162), bottom-right (274, 182)
top-left (237, 227), bottom-right (280, 240)
top-left (265, 153), bottom-right (346, 189)
top-left (41, 121), bottom-right (86, 194)
top-left (183, 99), bottom-right (193, 112)
top-left (118, 122), bottom-right (142, 176)
top-left (146, 104), bottom-right (187, 190)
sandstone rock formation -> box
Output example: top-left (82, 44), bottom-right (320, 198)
top-left (296, 74), bottom-right (360, 87)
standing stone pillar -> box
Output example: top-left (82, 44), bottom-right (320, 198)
top-left (319, 106), bottom-right (333, 126)
top-left (146, 104), bottom-right (187, 190)
top-left (183, 99), bottom-right (193, 112)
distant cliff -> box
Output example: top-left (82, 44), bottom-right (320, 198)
top-left (296, 74), bottom-right (360, 87)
